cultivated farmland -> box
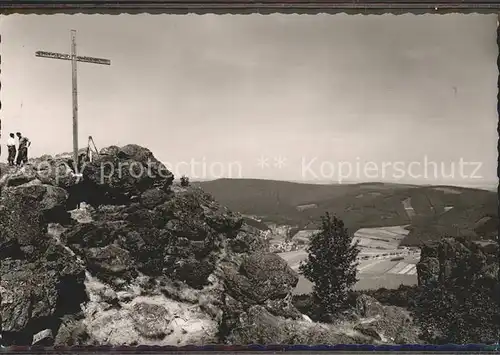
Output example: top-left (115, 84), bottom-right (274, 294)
top-left (279, 225), bottom-right (420, 294)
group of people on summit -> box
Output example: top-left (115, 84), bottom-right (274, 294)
top-left (5, 132), bottom-right (31, 166)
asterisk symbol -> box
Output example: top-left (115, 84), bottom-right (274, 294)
top-left (274, 156), bottom-right (287, 169)
top-left (257, 156), bottom-right (270, 169)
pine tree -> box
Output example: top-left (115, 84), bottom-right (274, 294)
top-left (299, 213), bottom-right (359, 319)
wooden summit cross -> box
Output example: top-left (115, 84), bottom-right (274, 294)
top-left (35, 29), bottom-right (111, 173)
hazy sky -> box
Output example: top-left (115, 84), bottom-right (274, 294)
top-left (1, 14), bottom-right (498, 185)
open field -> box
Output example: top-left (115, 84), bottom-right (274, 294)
top-left (354, 225), bottom-right (409, 250)
top-left (279, 225), bottom-right (420, 293)
top-left (287, 253), bottom-right (420, 294)
top-left (294, 271), bottom-right (418, 294)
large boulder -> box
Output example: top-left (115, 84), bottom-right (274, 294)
top-left (220, 252), bottom-right (300, 323)
top-left (82, 144), bottom-right (174, 205)
top-left (355, 294), bottom-right (385, 319)
top-left (0, 166), bottom-right (38, 190)
top-left (240, 253), bottom-right (298, 300)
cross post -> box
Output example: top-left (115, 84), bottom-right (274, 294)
top-left (35, 29), bottom-right (111, 173)
top-left (71, 30), bottom-right (78, 173)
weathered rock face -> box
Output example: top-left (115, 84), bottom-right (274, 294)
top-left (416, 237), bottom-right (499, 286)
top-left (219, 252), bottom-right (301, 330)
top-left (0, 220), bottom-right (87, 346)
top-left (0, 184), bottom-right (71, 259)
top-left (355, 294), bottom-right (385, 319)
top-left (81, 144), bottom-right (174, 206)
top-left (0, 144), bottom-right (299, 346)
top-left (1, 252), bottom-right (86, 334)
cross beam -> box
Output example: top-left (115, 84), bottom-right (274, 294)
top-left (35, 30), bottom-right (111, 173)
top-left (35, 51), bottom-right (111, 66)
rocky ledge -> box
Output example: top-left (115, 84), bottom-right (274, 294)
top-left (1, 144), bottom-right (418, 346)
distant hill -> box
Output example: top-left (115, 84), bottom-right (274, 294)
top-left (197, 179), bottom-right (498, 246)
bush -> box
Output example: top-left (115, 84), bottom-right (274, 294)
top-left (180, 175), bottom-right (190, 187)
top-left (299, 213), bottom-right (359, 320)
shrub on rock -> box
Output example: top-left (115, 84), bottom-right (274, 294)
top-left (180, 175), bottom-right (190, 187)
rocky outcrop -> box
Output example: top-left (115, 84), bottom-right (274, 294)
top-left (1, 144), bottom-right (423, 346)
top-left (0, 144), bottom-right (302, 346)
top-left (414, 237), bottom-right (499, 344)
top-left (416, 237), bottom-right (499, 286)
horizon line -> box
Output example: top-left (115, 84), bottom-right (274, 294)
top-left (190, 177), bottom-right (498, 189)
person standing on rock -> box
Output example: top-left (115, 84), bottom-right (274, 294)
top-left (7, 133), bottom-right (16, 166)
top-left (15, 132), bottom-right (30, 166)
